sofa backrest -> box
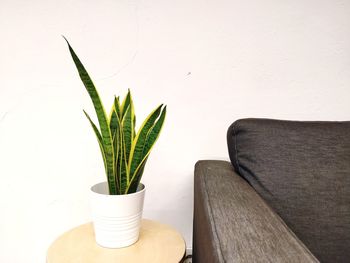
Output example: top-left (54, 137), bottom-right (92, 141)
top-left (227, 118), bottom-right (350, 262)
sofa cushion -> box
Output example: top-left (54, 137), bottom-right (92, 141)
top-left (227, 118), bottom-right (350, 263)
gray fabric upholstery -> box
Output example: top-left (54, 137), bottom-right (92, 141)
top-left (193, 160), bottom-right (318, 263)
top-left (227, 118), bottom-right (350, 262)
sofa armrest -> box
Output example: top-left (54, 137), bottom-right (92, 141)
top-left (193, 160), bottom-right (319, 263)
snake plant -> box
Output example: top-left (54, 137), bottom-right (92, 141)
top-left (65, 38), bottom-right (166, 195)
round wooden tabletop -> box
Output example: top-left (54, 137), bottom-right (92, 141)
top-left (47, 219), bottom-right (186, 263)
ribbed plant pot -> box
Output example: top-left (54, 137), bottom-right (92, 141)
top-left (90, 182), bottom-right (146, 248)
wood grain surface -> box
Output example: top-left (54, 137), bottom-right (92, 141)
top-left (47, 219), bottom-right (186, 263)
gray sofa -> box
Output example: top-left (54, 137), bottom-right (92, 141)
top-left (193, 119), bottom-right (350, 263)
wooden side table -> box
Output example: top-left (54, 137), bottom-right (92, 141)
top-left (47, 219), bottom-right (186, 263)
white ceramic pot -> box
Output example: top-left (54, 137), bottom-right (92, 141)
top-left (90, 182), bottom-right (146, 248)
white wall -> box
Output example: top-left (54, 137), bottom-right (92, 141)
top-left (0, 0), bottom-right (350, 261)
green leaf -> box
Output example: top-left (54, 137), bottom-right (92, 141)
top-left (118, 125), bottom-right (128, 193)
top-left (128, 104), bottom-right (163, 178)
top-left (133, 115), bottom-right (137, 139)
top-left (120, 90), bottom-right (135, 140)
top-left (126, 157), bottom-right (148, 194)
top-left (122, 105), bottom-right (133, 166)
top-left (109, 105), bottom-right (120, 140)
top-left (114, 96), bottom-right (121, 119)
top-left (83, 110), bottom-right (108, 175)
top-left (142, 106), bottom-right (167, 158)
top-left (109, 108), bottom-right (120, 187)
top-left (65, 38), bottom-right (117, 194)
top-left (126, 106), bottom-right (166, 193)
top-left (121, 89), bottom-right (132, 118)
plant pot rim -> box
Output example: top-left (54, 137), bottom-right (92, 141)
top-left (90, 182), bottom-right (145, 196)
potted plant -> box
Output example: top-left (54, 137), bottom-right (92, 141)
top-left (64, 38), bottom-right (166, 248)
